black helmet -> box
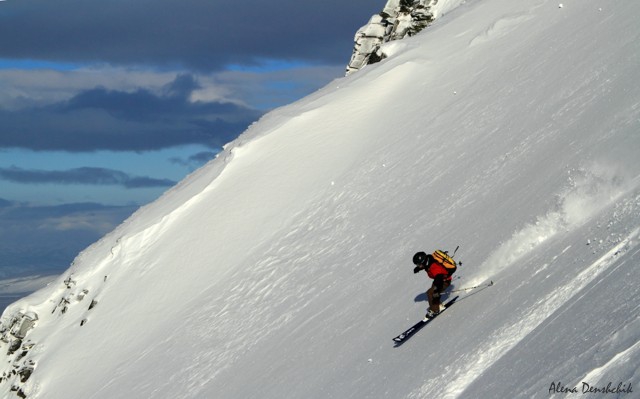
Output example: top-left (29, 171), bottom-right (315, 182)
top-left (413, 251), bottom-right (427, 266)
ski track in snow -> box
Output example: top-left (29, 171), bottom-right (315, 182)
top-left (413, 226), bottom-right (640, 399)
top-left (578, 327), bottom-right (640, 387)
top-left (567, 245), bottom-right (640, 394)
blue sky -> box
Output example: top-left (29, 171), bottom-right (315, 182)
top-left (0, 0), bottom-right (378, 278)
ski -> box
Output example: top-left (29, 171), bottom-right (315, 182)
top-left (392, 296), bottom-right (459, 345)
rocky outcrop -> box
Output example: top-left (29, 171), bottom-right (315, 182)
top-left (346, 0), bottom-right (439, 75)
top-left (0, 311), bottom-right (38, 399)
top-left (0, 274), bottom-right (99, 398)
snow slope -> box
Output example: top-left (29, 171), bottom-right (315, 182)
top-left (2, 0), bottom-right (640, 398)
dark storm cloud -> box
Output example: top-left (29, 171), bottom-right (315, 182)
top-left (0, 74), bottom-right (263, 151)
top-left (169, 151), bottom-right (218, 168)
top-left (0, 166), bottom-right (176, 188)
top-left (0, 0), bottom-right (375, 71)
top-left (186, 151), bottom-right (217, 164)
top-left (0, 200), bottom-right (137, 277)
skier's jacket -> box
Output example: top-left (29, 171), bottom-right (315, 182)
top-left (426, 261), bottom-right (451, 280)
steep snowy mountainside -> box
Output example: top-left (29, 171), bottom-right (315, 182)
top-left (2, 0), bottom-right (640, 398)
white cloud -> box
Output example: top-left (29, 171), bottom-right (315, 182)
top-left (0, 62), bottom-right (343, 112)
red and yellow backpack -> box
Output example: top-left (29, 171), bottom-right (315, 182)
top-left (432, 249), bottom-right (457, 273)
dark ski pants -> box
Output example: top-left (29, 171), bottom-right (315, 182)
top-left (427, 274), bottom-right (451, 312)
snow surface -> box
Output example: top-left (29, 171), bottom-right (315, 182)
top-left (2, 0), bottom-right (640, 398)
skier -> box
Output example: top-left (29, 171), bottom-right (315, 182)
top-left (413, 251), bottom-right (456, 318)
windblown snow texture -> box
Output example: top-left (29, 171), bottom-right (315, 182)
top-left (2, 0), bottom-right (640, 398)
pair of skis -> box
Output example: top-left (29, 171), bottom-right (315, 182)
top-left (392, 280), bottom-right (494, 345)
top-left (392, 296), bottom-right (458, 345)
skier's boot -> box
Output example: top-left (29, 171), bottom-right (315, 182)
top-left (425, 304), bottom-right (446, 319)
top-left (425, 308), bottom-right (439, 319)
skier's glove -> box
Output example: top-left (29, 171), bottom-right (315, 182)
top-left (413, 266), bottom-right (421, 274)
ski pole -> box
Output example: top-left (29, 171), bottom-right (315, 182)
top-left (448, 280), bottom-right (494, 293)
top-left (451, 245), bottom-right (459, 257)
